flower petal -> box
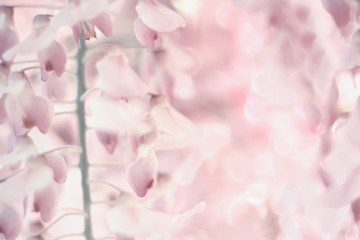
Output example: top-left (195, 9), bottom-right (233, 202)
top-left (0, 163), bottom-right (53, 203)
top-left (89, 98), bottom-right (151, 135)
top-left (0, 29), bottom-right (19, 64)
top-left (89, 12), bottom-right (113, 37)
top-left (37, 40), bottom-right (67, 81)
top-left (150, 98), bottom-right (200, 150)
top-left (0, 95), bottom-right (7, 124)
top-left (5, 94), bottom-right (26, 137)
top-left (134, 18), bottom-right (162, 48)
top-left (44, 154), bottom-right (67, 184)
top-left (107, 195), bottom-right (205, 238)
top-left (107, 195), bottom-right (172, 238)
top-left (136, 0), bottom-right (185, 32)
top-left (351, 198), bottom-right (360, 221)
top-left (97, 55), bottom-right (148, 98)
top-left (127, 151), bottom-right (158, 197)
top-left (33, 183), bottom-right (59, 222)
top-left (71, 23), bottom-right (82, 47)
top-left (96, 131), bottom-right (118, 154)
top-left (323, 0), bottom-right (351, 28)
top-left (0, 205), bottom-right (22, 240)
top-left (19, 94), bottom-right (54, 134)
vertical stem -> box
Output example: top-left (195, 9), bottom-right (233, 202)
top-left (76, 36), bottom-right (93, 239)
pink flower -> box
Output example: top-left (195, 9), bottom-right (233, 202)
top-left (4, 72), bottom-right (54, 136)
top-left (32, 15), bottom-right (67, 81)
top-left (127, 150), bottom-right (158, 197)
top-left (72, 12), bottom-right (112, 46)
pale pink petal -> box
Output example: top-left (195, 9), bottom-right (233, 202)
top-left (33, 184), bottom-right (59, 222)
top-left (3, 26), bottom-right (54, 61)
top-left (0, 163), bottom-right (53, 203)
top-left (127, 151), bottom-right (157, 197)
top-left (44, 154), bottom-right (67, 184)
top-left (0, 136), bottom-right (38, 168)
top-left (134, 18), bottom-right (162, 49)
top-left (89, 98), bottom-right (151, 135)
top-left (136, 0), bottom-right (186, 32)
top-left (0, 205), bottom-right (22, 240)
top-left (19, 94), bottom-right (54, 134)
top-left (89, 12), bottom-right (113, 37)
top-left (150, 98), bottom-right (200, 149)
top-left (97, 55), bottom-right (148, 98)
top-left (37, 40), bottom-right (67, 81)
top-left (0, 29), bottom-right (19, 64)
top-left (71, 23), bottom-right (82, 47)
top-left (5, 94), bottom-right (26, 136)
top-left (323, 0), bottom-right (351, 28)
top-left (96, 131), bottom-right (118, 154)
top-left (128, 133), bottom-right (140, 154)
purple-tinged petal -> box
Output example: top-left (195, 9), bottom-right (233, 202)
top-left (0, 6), bottom-right (14, 27)
top-left (134, 18), bottom-right (162, 49)
top-left (37, 40), bottom-right (67, 81)
top-left (44, 154), bottom-right (67, 184)
top-left (351, 198), bottom-right (360, 221)
top-left (32, 14), bottom-right (51, 29)
top-left (323, 0), bottom-right (351, 28)
top-left (96, 131), bottom-right (118, 154)
top-left (89, 12), bottom-right (113, 37)
top-left (0, 29), bottom-right (19, 64)
top-left (0, 205), bottom-right (22, 240)
top-left (33, 184), bottom-right (59, 222)
top-left (127, 151), bottom-right (157, 197)
top-left (136, 0), bottom-right (185, 32)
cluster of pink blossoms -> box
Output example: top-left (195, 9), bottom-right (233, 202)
top-left (2, 0), bottom-right (360, 239)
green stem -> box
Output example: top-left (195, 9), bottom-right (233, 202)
top-left (76, 35), bottom-right (94, 240)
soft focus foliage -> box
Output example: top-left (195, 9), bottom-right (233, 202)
top-left (1, 0), bottom-right (360, 239)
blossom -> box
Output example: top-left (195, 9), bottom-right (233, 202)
top-left (72, 12), bottom-right (112, 46)
top-left (3, 72), bottom-right (53, 136)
